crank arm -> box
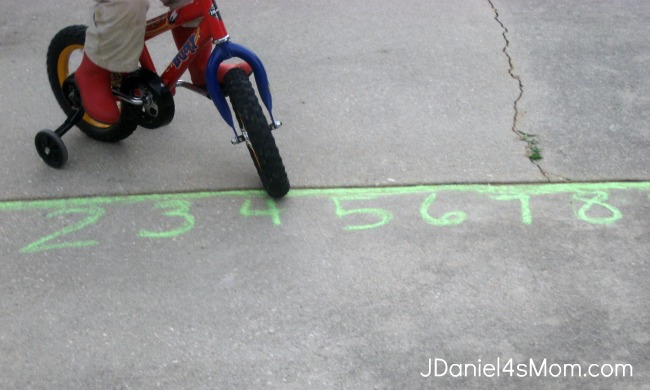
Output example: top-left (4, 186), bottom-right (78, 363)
top-left (112, 89), bottom-right (146, 106)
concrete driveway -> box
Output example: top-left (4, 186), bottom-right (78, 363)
top-left (0, 1), bottom-right (648, 388)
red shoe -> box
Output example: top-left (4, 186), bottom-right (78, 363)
top-left (172, 26), bottom-right (211, 87)
top-left (75, 53), bottom-right (120, 124)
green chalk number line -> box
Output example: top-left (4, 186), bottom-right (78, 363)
top-left (3, 182), bottom-right (648, 254)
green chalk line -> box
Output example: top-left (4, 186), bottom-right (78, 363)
top-left (1, 182), bottom-right (649, 212)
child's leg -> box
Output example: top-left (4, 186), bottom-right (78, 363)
top-left (77, 0), bottom-right (150, 124)
top-left (85, 0), bottom-right (150, 72)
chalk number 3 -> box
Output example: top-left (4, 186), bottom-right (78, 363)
top-left (139, 200), bottom-right (195, 238)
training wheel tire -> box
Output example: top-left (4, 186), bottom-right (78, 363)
top-left (35, 130), bottom-right (68, 168)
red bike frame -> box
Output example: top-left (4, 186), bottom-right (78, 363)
top-left (141, 0), bottom-right (227, 87)
top-left (138, 0), bottom-right (277, 137)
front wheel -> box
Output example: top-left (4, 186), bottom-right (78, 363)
top-left (224, 68), bottom-right (290, 198)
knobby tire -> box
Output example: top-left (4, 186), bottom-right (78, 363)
top-left (224, 69), bottom-right (290, 198)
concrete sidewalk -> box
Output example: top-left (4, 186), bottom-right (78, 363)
top-left (0, 1), bottom-right (648, 389)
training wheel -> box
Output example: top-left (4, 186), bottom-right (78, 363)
top-left (35, 129), bottom-right (68, 168)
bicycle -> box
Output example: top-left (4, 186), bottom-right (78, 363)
top-left (35, 0), bottom-right (290, 198)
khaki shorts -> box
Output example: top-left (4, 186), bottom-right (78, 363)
top-left (85, 0), bottom-right (193, 72)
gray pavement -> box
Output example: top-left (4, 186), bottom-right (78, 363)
top-left (1, 0), bottom-right (648, 389)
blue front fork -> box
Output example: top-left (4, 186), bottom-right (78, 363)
top-left (204, 40), bottom-right (277, 140)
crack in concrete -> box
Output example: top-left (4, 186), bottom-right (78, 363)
top-left (487, 0), bottom-right (556, 182)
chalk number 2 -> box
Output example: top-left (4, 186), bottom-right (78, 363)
top-left (21, 206), bottom-right (105, 254)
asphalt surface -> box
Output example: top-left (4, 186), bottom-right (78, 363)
top-left (1, 1), bottom-right (648, 389)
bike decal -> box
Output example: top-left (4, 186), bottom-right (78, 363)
top-left (147, 14), bottom-right (168, 31)
top-left (209, 3), bottom-right (222, 20)
top-left (169, 10), bottom-right (180, 24)
top-left (172, 30), bottom-right (201, 69)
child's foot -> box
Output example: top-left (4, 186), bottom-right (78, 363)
top-left (172, 27), bottom-right (211, 87)
top-left (75, 53), bottom-right (120, 124)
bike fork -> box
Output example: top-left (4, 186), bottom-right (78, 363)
top-left (204, 40), bottom-right (281, 143)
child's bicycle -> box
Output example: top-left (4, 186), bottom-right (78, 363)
top-left (35, 0), bottom-right (290, 198)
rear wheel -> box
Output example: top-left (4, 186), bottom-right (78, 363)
top-left (46, 25), bottom-right (137, 142)
top-left (224, 68), bottom-right (290, 198)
